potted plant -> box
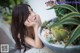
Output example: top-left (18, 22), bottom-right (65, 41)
top-left (38, 2), bottom-right (80, 53)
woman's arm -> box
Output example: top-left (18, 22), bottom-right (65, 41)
top-left (34, 27), bottom-right (43, 48)
top-left (24, 29), bottom-right (43, 48)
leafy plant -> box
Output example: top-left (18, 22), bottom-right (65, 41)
top-left (47, 4), bottom-right (80, 47)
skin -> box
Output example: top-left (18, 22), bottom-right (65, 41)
top-left (24, 7), bottom-right (43, 48)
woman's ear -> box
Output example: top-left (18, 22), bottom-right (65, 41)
top-left (24, 21), bottom-right (26, 26)
top-left (24, 20), bottom-right (29, 27)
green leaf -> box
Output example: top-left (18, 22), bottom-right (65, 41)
top-left (16, 0), bottom-right (22, 5)
top-left (59, 18), bottom-right (80, 25)
top-left (65, 25), bottom-right (80, 47)
top-left (52, 12), bottom-right (80, 26)
top-left (47, 4), bottom-right (78, 12)
top-left (61, 12), bottom-right (80, 20)
top-left (10, 0), bottom-right (15, 8)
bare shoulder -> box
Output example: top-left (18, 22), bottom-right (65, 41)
top-left (24, 36), bottom-right (34, 43)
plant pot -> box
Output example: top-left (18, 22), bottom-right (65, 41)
top-left (38, 27), bottom-right (80, 53)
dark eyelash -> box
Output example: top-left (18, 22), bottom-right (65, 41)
top-left (31, 8), bottom-right (33, 11)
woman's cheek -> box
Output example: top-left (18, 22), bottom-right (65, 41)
top-left (28, 16), bottom-right (34, 22)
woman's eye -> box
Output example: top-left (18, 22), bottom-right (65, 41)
top-left (31, 9), bottom-right (33, 11)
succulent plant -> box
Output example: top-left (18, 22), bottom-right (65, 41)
top-left (46, 4), bottom-right (80, 47)
top-left (51, 26), bottom-right (68, 41)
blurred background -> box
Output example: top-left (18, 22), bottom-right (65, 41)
top-left (0, 0), bottom-right (28, 53)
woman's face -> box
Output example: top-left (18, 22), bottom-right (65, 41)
top-left (24, 7), bottom-right (37, 27)
top-left (28, 7), bottom-right (36, 22)
top-left (24, 7), bottom-right (41, 27)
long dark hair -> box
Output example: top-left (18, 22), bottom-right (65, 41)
top-left (11, 4), bottom-right (32, 52)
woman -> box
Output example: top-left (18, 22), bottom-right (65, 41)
top-left (11, 4), bottom-right (43, 52)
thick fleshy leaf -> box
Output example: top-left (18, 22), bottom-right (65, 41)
top-left (61, 12), bottom-right (80, 20)
top-left (59, 18), bottom-right (80, 25)
top-left (47, 4), bottom-right (78, 12)
top-left (52, 12), bottom-right (80, 26)
top-left (65, 25), bottom-right (80, 47)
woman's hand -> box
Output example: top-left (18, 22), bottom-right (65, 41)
top-left (36, 15), bottom-right (42, 27)
top-left (32, 14), bottom-right (42, 30)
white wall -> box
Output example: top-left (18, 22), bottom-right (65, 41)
top-left (27, 0), bottom-right (57, 23)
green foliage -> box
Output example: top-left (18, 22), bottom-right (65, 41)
top-left (0, 0), bottom-right (28, 24)
top-left (52, 12), bottom-right (80, 26)
top-left (65, 25), bottom-right (80, 47)
top-left (47, 4), bottom-right (78, 12)
top-left (48, 4), bottom-right (80, 47)
top-left (51, 26), bottom-right (68, 41)
top-left (47, 4), bottom-right (79, 19)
